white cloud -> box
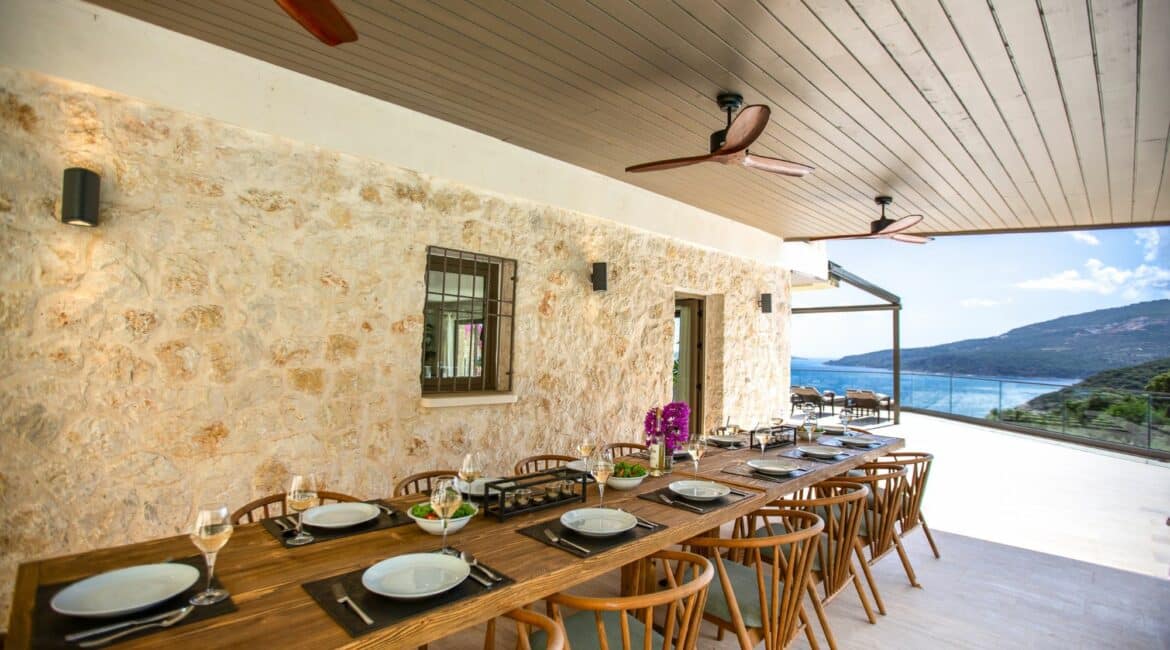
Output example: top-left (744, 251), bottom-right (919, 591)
top-left (1016, 258), bottom-right (1170, 299)
top-left (1068, 231), bottom-right (1100, 246)
top-left (1135, 228), bottom-right (1160, 262)
top-left (960, 298), bottom-right (1008, 308)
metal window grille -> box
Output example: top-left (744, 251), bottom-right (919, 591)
top-left (421, 246), bottom-right (516, 394)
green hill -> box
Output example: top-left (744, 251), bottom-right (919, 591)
top-left (1025, 357), bottom-right (1170, 410)
top-left (829, 300), bottom-right (1170, 379)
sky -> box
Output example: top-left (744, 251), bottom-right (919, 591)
top-left (790, 225), bottom-right (1170, 359)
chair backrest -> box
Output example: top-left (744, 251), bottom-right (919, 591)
top-left (231, 490), bottom-right (359, 524)
top-left (394, 469), bottom-right (457, 497)
top-left (881, 452), bottom-right (934, 532)
top-left (513, 454), bottom-right (575, 475)
top-left (845, 389), bottom-right (878, 408)
top-left (603, 441), bottom-right (648, 459)
top-left (844, 463), bottom-right (907, 559)
top-left (791, 387), bottom-right (822, 403)
top-left (486, 607), bottom-right (565, 650)
top-left (543, 549), bottom-right (713, 650)
top-left (688, 509), bottom-right (824, 650)
top-left (773, 481), bottom-right (869, 601)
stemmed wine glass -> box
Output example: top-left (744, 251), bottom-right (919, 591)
top-left (801, 402), bottom-right (817, 441)
top-left (189, 503), bottom-right (232, 605)
top-left (459, 452), bottom-right (483, 508)
top-left (686, 431), bottom-right (707, 475)
top-left (588, 448), bottom-right (614, 508)
top-left (839, 407), bottom-right (854, 435)
top-left (575, 433), bottom-right (597, 461)
top-left (431, 476), bottom-right (463, 555)
top-left (286, 473), bottom-right (318, 547)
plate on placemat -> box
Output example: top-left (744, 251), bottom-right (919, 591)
top-left (361, 554), bottom-right (470, 600)
top-left (668, 480), bottom-right (731, 502)
top-left (560, 508), bottom-right (638, 538)
top-left (303, 502), bottom-right (381, 529)
top-left (50, 564), bottom-right (200, 618)
top-left (707, 434), bottom-right (742, 446)
top-left (746, 459), bottom-right (803, 476)
top-left (456, 477), bottom-right (503, 496)
top-left (566, 460), bottom-right (588, 472)
top-left (799, 445), bottom-right (848, 460)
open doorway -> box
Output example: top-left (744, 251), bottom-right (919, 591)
top-left (673, 296), bottom-right (704, 435)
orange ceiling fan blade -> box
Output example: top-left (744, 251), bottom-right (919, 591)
top-left (742, 153), bottom-right (814, 177)
top-left (275, 0), bottom-right (357, 45)
top-left (718, 104), bottom-right (770, 153)
top-left (625, 153), bottom-right (717, 173)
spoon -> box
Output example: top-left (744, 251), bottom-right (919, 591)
top-left (460, 550), bottom-right (502, 581)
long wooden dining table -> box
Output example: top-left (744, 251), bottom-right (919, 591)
top-left (5, 435), bottom-right (903, 648)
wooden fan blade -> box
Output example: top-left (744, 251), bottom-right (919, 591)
top-left (625, 153), bottom-right (717, 173)
top-left (806, 233), bottom-right (873, 242)
top-left (742, 153), bottom-right (814, 177)
top-left (275, 0), bottom-right (357, 46)
top-left (890, 233), bottom-right (932, 244)
top-left (876, 214), bottom-right (923, 235)
top-left (718, 105), bottom-right (770, 153)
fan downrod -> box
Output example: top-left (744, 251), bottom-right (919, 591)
top-left (710, 93), bottom-right (745, 153)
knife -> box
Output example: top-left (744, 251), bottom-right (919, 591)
top-left (64, 606), bottom-right (192, 642)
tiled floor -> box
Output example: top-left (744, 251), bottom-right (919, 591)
top-left (438, 414), bottom-right (1170, 648)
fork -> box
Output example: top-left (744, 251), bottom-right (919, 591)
top-left (658, 493), bottom-right (704, 513)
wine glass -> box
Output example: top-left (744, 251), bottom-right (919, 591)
top-left (459, 452), bottom-right (483, 507)
top-left (430, 476), bottom-right (463, 555)
top-left (840, 407), bottom-right (853, 435)
top-left (575, 433), bottom-right (597, 461)
top-left (286, 473), bottom-right (318, 547)
top-left (801, 402), bottom-right (817, 441)
top-left (686, 432), bottom-right (707, 475)
top-left (189, 503), bottom-right (232, 605)
top-left (588, 449), bottom-right (614, 508)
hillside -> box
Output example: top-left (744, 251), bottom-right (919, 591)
top-left (829, 300), bottom-right (1170, 379)
top-left (1024, 357), bottom-right (1170, 410)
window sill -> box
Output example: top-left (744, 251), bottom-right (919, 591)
top-left (420, 393), bottom-right (519, 408)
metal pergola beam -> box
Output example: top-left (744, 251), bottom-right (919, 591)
top-left (792, 262), bottom-right (903, 424)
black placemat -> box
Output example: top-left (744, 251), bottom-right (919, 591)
top-left (31, 555), bottom-right (237, 649)
top-left (516, 514), bottom-right (669, 558)
top-left (721, 462), bottom-right (811, 484)
top-left (636, 485), bottom-right (752, 514)
top-left (302, 550), bottom-right (514, 638)
top-left (815, 434), bottom-right (897, 449)
top-left (261, 500), bottom-right (412, 548)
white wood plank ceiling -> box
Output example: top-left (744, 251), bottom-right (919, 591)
top-left (88, 0), bottom-right (1170, 240)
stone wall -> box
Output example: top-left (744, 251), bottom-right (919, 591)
top-left (0, 67), bottom-right (790, 622)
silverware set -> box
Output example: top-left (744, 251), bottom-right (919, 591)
top-left (72, 605), bottom-right (194, 647)
top-left (543, 528), bottom-right (591, 555)
top-left (658, 493), bottom-right (705, 513)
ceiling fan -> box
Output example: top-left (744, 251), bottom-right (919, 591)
top-left (625, 93), bottom-right (814, 178)
top-left (809, 196), bottom-right (932, 244)
top-left (275, 0), bottom-right (357, 46)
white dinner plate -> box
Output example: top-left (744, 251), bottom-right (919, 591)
top-left (362, 554), bottom-right (470, 600)
top-left (560, 508), bottom-right (638, 538)
top-left (566, 460), bottom-right (589, 472)
top-left (799, 445), bottom-right (848, 460)
top-left (746, 459), bottom-right (803, 476)
top-left (839, 435), bottom-right (882, 448)
top-left (302, 502), bottom-right (381, 529)
top-left (668, 480), bottom-right (731, 502)
top-left (456, 477), bottom-right (502, 496)
top-left (51, 563), bottom-right (200, 618)
top-left (708, 434), bottom-right (742, 445)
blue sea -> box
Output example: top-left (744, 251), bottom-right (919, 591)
top-left (791, 358), bottom-right (1078, 419)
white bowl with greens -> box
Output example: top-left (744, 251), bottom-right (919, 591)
top-left (606, 461), bottom-right (648, 490)
top-left (408, 502), bottom-right (478, 535)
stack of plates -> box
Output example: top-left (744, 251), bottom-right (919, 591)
top-left (560, 508), bottom-right (637, 538)
top-left (746, 459), bottom-right (802, 477)
top-left (302, 503), bottom-right (381, 528)
top-left (362, 554), bottom-right (470, 600)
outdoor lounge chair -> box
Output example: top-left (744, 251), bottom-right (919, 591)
top-left (845, 389), bottom-right (892, 421)
top-left (790, 386), bottom-right (828, 417)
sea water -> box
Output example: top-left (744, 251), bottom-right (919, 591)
top-left (791, 358), bottom-right (1078, 419)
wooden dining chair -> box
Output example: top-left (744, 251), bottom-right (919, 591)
top-left (394, 469), bottom-right (458, 497)
top-left (687, 509), bottom-right (824, 650)
top-left (483, 607), bottom-right (565, 650)
top-left (230, 490), bottom-right (360, 524)
top-left (881, 451), bottom-right (941, 558)
top-left (603, 441), bottom-right (648, 459)
top-left (513, 454), bottom-right (575, 475)
top-left (769, 481), bottom-right (879, 650)
top-left (847, 462), bottom-right (919, 590)
top-left (530, 549), bottom-right (712, 650)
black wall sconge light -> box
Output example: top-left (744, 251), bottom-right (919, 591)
top-left (759, 293), bottom-right (773, 313)
top-left (62, 168), bottom-right (100, 227)
top-left (591, 262), bottom-right (607, 292)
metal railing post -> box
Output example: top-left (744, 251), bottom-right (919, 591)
top-left (1148, 393), bottom-right (1154, 450)
top-left (948, 374), bottom-right (953, 414)
top-left (997, 381), bottom-right (1003, 421)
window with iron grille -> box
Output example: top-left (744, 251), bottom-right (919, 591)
top-left (421, 246), bottom-right (516, 394)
